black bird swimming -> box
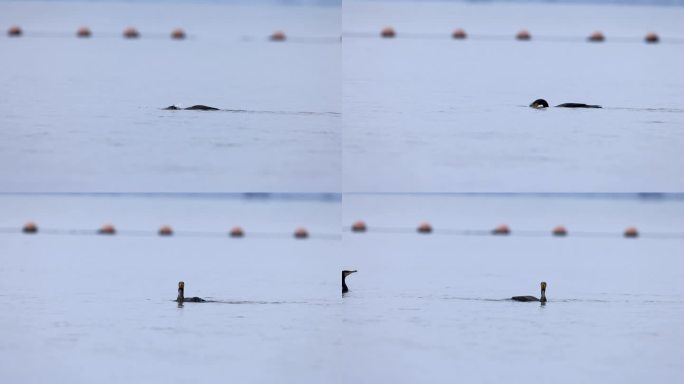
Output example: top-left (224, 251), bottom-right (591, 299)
top-left (176, 281), bottom-right (206, 303)
top-left (530, 99), bottom-right (601, 109)
top-left (164, 105), bottom-right (220, 111)
top-left (512, 282), bottom-right (547, 303)
top-left (342, 270), bottom-right (357, 294)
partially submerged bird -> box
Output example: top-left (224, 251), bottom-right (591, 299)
top-left (530, 99), bottom-right (601, 109)
top-left (342, 270), bottom-right (357, 294)
top-left (176, 281), bottom-right (206, 303)
top-left (512, 282), bottom-right (547, 303)
top-left (164, 105), bottom-right (219, 111)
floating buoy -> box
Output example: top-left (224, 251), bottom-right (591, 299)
top-left (588, 31), bottom-right (605, 42)
top-left (417, 222), bottom-right (432, 234)
top-left (624, 226), bottom-right (639, 238)
top-left (159, 225), bottom-right (173, 236)
top-left (492, 224), bottom-right (510, 235)
top-left (351, 221), bottom-right (367, 233)
top-left (552, 225), bottom-right (567, 237)
top-left (451, 28), bottom-right (467, 39)
top-left (229, 226), bottom-right (244, 238)
top-left (98, 224), bottom-right (116, 235)
top-left (76, 26), bottom-right (91, 38)
top-left (22, 222), bottom-right (38, 234)
top-left (294, 227), bottom-right (309, 239)
top-left (171, 28), bottom-right (186, 40)
top-left (516, 29), bottom-right (531, 41)
top-left (644, 32), bottom-right (659, 43)
top-left (123, 27), bottom-right (140, 39)
top-left (381, 27), bottom-right (396, 38)
top-left (270, 30), bottom-right (286, 42)
top-left (7, 25), bottom-right (22, 37)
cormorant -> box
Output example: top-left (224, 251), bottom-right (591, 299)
top-left (164, 105), bottom-right (219, 111)
top-left (342, 270), bottom-right (357, 294)
top-left (512, 282), bottom-right (547, 302)
top-left (176, 281), bottom-right (206, 303)
top-left (530, 99), bottom-right (601, 109)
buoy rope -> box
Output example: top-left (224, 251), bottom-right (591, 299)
top-left (4, 30), bottom-right (340, 43)
top-left (2, 225), bottom-right (681, 239)
top-left (343, 225), bottom-right (683, 239)
top-left (6, 29), bottom-right (682, 44)
top-left (343, 31), bottom-right (684, 44)
top-left (0, 226), bottom-right (339, 240)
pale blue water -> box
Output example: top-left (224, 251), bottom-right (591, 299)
top-left (2, 0), bottom-right (684, 382)
top-left (1, 193), bottom-right (683, 383)
top-left (0, 1), bottom-right (340, 192)
top-left (0, 194), bottom-right (341, 384)
top-left (343, 1), bottom-right (684, 192)
top-left (341, 194), bottom-right (684, 383)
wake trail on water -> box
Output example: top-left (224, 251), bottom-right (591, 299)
top-left (222, 109), bottom-right (340, 116)
top-left (441, 297), bottom-right (684, 304)
top-left (161, 106), bottom-right (339, 116)
top-left (171, 299), bottom-right (308, 305)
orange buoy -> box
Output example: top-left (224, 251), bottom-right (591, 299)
top-left (552, 225), bottom-right (567, 237)
top-left (451, 28), bottom-right (467, 39)
top-left (351, 221), bottom-right (367, 232)
top-left (294, 227), bottom-right (309, 239)
top-left (516, 29), bottom-right (531, 41)
top-left (159, 225), bottom-right (173, 236)
top-left (492, 224), bottom-right (510, 235)
top-left (588, 31), bottom-right (605, 42)
top-left (270, 30), bottom-right (286, 42)
top-left (417, 222), bottom-right (432, 234)
top-left (171, 28), bottom-right (186, 40)
top-left (7, 25), bottom-right (22, 37)
top-left (624, 226), bottom-right (639, 238)
top-left (76, 26), bottom-right (91, 38)
top-left (98, 224), bottom-right (116, 235)
top-left (229, 226), bottom-right (245, 238)
top-left (123, 27), bottom-right (140, 39)
top-left (381, 27), bottom-right (396, 38)
top-left (22, 222), bottom-right (38, 234)
top-left (644, 32), bottom-right (659, 43)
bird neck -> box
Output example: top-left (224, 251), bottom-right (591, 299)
top-left (342, 273), bottom-right (348, 293)
top-left (177, 287), bottom-right (184, 303)
top-left (540, 289), bottom-right (547, 302)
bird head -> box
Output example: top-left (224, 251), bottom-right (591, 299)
top-left (530, 99), bottom-right (549, 109)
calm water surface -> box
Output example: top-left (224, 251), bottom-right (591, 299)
top-left (1, 194), bottom-right (683, 383)
top-left (341, 194), bottom-right (684, 383)
top-left (343, 2), bottom-right (684, 192)
top-left (0, 2), bottom-right (340, 191)
top-left (0, 194), bottom-right (341, 384)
